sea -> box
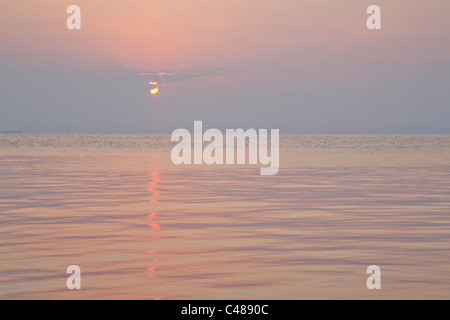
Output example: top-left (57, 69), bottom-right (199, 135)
top-left (0, 134), bottom-right (449, 299)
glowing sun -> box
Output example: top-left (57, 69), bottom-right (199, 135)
top-left (148, 81), bottom-right (159, 95)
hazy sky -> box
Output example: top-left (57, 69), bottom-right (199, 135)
top-left (1, 0), bottom-right (449, 133)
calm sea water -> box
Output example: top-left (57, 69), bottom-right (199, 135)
top-left (1, 134), bottom-right (449, 299)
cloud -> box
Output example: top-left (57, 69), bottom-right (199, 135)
top-left (137, 69), bottom-right (224, 84)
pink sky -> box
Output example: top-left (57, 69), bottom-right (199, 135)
top-left (1, 0), bottom-right (449, 133)
top-left (2, 0), bottom-right (449, 73)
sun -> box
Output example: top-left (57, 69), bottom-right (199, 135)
top-left (148, 81), bottom-right (159, 95)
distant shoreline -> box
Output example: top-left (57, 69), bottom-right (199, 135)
top-left (0, 132), bottom-right (449, 135)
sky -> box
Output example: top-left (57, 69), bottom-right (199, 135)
top-left (0, 0), bottom-right (449, 133)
